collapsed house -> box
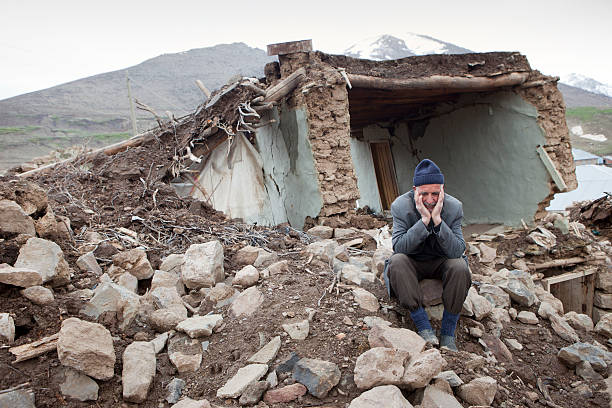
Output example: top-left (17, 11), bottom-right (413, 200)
top-left (183, 40), bottom-right (577, 230)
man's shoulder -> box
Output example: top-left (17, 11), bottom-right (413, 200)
top-left (444, 193), bottom-right (463, 209)
top-left (391, 191), bottom-right (414, 212)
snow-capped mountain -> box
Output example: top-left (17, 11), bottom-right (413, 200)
top-left (344, 32), bottom-right (473, 60)
top-left (562, 73), bottom-right (612, 98)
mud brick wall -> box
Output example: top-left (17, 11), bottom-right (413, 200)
top-left (278, 53), bottom-right (360, 219)
top-left (518, 72), bottom-right (578, 219)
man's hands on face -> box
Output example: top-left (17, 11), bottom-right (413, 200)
top-left (431, 185), bottom-right (444, 226)
top-left (414, 189), bottom-right (431, 226)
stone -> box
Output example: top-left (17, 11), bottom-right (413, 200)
top-left (111, 249), bottom-right (154, 280)
top-left (292, 358), bottom-right (341, 398)
top-left (160, 254), bottom-right (185, 274)
top-left (177, 314), bottom-right (223, 338)
top-left (0, 313), bottom-right (15, 343)
top-left (122, 341), bottom-right (156, 403)
top-left (248, 336), bottom-right (281, 364)
top-left (538, 301), bottom-right (561, 320)
top-left (276, 352), bottom-right (301, 374)
top-left (216, 363), bottom-right (268, 398)
top-left (478, 243), bottom-right (496, 263)
top-left (371, 247), bottom-right (393, 278)
top-left (354, 347), bottom-right (409, 389)
top-left (500, 269), bottom-right (538, 306)
top-left (76, 252), bottom-right (102, 275)
top-left (234, 245), bottom-right (278, 267)
top-left (171, 398), bottom-right (212, 408)
top-left (490, 308), bottom-right (511, 324)
top-left (60, 367), bottom-right (99, 401)
top-left (206, 282), bottom-right (239, 305)
top-left (419, 279), bottom-right (443, 306)
top-left (266, 260), bottom-right (289, 276)
top-left (457, 376), bottom-right (497, 406)
top-left (467, 287), bottom-right (492, 320)
top-left (151, 286), bottom-right (184, 309)
top-left (558, 342), bottom-right (611, 371)
top-left (554, 216), bottom-right (570, 234)
top-left (151, 332), bottom-right (169, 354)
top-left (401, 348), bottom-right (446, 390)
top-left (469, 327), bottom-right (483, 338)
top-left (117, 272), bottom-right (138, 293)
top-left (168, 334), bottom-right (203, 373)
top-left (368, 325), bottom-right (426, 355)
top-left (20, 285), bottom-right (54, 305)
top-left (479, 284), bottom-right (511, 308)
top-left (239, 380), bottom-right (269, 405)
top-left (57, 317), bottom-right (116, 380)
top-left (577, 361), bottom-right (604, 381)
top-left (182, 241), bottom-right (224, 289)
top-left (536, 289), bottom-right (564, 314)
top-left (593, 307), bottom-right (610, 325)
top-left (166, 378), bottom-right (186, 404)
top-left (282, 319), bottom-right (309, 340)
top-left (564, 311), bottom-right (594, 332)
top-left (353, 288), bottom-right (379, 312)
top-left (504, 338), bottom-right (523, 351)
top-left (263, 382), bottom-right (306, 404)
top-left (348, 385), bottom-right (412, 408)
top-left (0, 389), bottom-right (36, 408)
top-left (0, 199), bottom-right (35, 236)
top-left (304, 239), bottom-right (337, 263)
top-left (15, 237), bottom-right (70, 285)
top-left (340, 263), bottom-right (375, 285)
top-left (80, 282), bottom-right (140, 331)
top-left (230, 286), bottom-right (264, 317)
top-left (550, 314), bottom-right (580, 342)
top-left (307, 225), bottom-right (334, 239)
top-left (363, 316), bottom-right (392, 329)
top-left (594, 291), bottom-right (612, 309)
top-left (435, 371), bottom-right (464, 387)
top-left (482, 333), bottom-right (513, 362)
top-left (527, 227), bottom-right (556, 249)
top-left (517, 311), bottom-right (539, 324)
top-left (596, 272), bottom-right (612, 293)
top-left (233, 265), bottom-right (259, 288)
top-left (595, 313), bottom-right (612, 337)
top-left (0, 264), bottom-right (42, 287)
top-left (149, 306), bottom-right (188, 332)
top-left (422, 385), bottom-right (463, 408)
top-left (266, 370), bottom-right (278, 388)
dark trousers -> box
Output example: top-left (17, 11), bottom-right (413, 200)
top-left (388, 253), bottom-right (471, 315)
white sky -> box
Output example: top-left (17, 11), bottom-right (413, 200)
top-left (1, 0), bottom-right (611, 100)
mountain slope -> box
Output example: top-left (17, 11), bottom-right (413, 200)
top-left (562, 73), bottom-right (612, 98)
top-left (558, 83), bottom-right (612, 108)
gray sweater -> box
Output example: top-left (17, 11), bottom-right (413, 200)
top-left (391, 190), bottom-right (466, 260)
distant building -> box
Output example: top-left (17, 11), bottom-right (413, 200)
top-left (603, 155), bottom-right (612, 167)
top-left (572, 148), bottom-right (602, 165)
top-left (548, 164), bottom-right (612, 211)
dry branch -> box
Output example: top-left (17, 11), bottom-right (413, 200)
top-left (9, 332), bottom-right (59, 363)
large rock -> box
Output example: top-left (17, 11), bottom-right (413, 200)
top-left (80, 282), bottom-right (140, 331)
top-left (420, 279), bottom-right (443, 306)
top-left (368, 325), bottom-right (426, 355)
top-left (594, 291), bottom-right (612, 309)
top-left (234, 245), bottom-right (278, 267)
top-left (564, 311), bottom-right (594, 332)
top-left (0, 264), bottom-right (42, 287)
top-left (339, 263), bottom-right (376, 286)
top-left (282, 319), bottom-right (310, 340)
top-left (263, 383), bottom-right (307, 404)
top-left (558, 342), bottom-right (611, 371)
top-left (481, 334), bottom-right (513, 362)
top-left (500, 269), bottom-right (538, 306)
top-left (21, 285), bottom-right (54, 305)
top-left (348, 385), bottom-right (413, 408)
top-left (160, 254), bottom-right (185, 274)
top-left (149, 305), bottom-right (188, 332)
top-left (171, 398), bottom-right (212, 408)
top-left (248, 336), bottom-right (281, 364)
top-left (353, 288), bottom-right (379, 312)
top-left (596, 272), bottom-right (612, 293)
top-left (239, 381), bottom-right (269, 405)
top-left (466, 287), bottom-right (492, 320)
top-left (151, 286), bottom-right (184, 309)
top-left (60, 367), bottom-right (99, 401)
top-left (478, 243), bottom-right (496, 263)
top-left (232, 265), bottom-right (259, 288)
top-left (0, 389), bottom-right (36, 408)
top-left (112, 249), bottom-right (153, 280)
top-left (151, 270), bottom-right (185, 295)
top-left (303, 240), bottom-right (337, 263)
top-left (354, 347), bottom-right (409, 389)
top-left (182, 241), bottom-right (224, 289)
top-left (168, 334), bottom-right (203, 373)
top-left (216, 363), bottom-right (268, 398)
top-left (421, 384), bottom-right (463, 408)
top-left (57, 318), bottom-right (116, 380)
top-left (230, 286), bottom-right (264, 317)
top-left (76, 252), bottom-right (103, 276)
top-left (0, 313), bottom-right (15, 343)
top-left (293, 358), bottom-right (341, 398)
top-left (372, 248), bottom-right (393, 278)
top-left (0, 199), bottom-right (36, 236)
top-left (479, 284), bottom-right (510, 308)
top-left (401, 349), bottom-right (446, 390)
top-left (550, 314), bottom-right (580, 342)
top-left (457, 376), bottom-right (497, 406)
top-left (14, 237), bottom-right (70, 285)
top-left (517, 311), bottom-right (539, 324)
top-left (122, 341), bottom-right (156, 403)
top-left (176, 315), bottom-right (223, 338)
top-left (307, 225), bottom-right (334, 239)
top-left (595, 313), bottom-right (612, 337)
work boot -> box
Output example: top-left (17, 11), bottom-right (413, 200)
top-left (418, 329), bottom-right (439, 346)
top-left (440, 335), bottom-right (458, 352)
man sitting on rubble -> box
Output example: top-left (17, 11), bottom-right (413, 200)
top-left (384, 159), bottom-right (471, 351)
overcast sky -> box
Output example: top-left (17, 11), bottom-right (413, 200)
top-left (1, 0), bottom-right (610, 100)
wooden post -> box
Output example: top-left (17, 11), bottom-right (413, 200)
top-left (536, 145), bottom-right (567, 192)
top-left (195, 80), bottom-right (211, 99)
top-left (126, 71), bottom-right (138, 137)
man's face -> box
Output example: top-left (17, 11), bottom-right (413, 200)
top-left (414, 184), bottom-right (442, 213)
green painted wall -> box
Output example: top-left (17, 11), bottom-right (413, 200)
top-left (360, 91), bottom-right (550, 225)
top-left (349, 137), bottom-right (382, 213)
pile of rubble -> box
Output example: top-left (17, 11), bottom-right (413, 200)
top-left (1, 173), bottom-right (611, 407)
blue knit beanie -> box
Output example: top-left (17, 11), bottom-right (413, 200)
top-left (413, 159), bottom-right (444, 186)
